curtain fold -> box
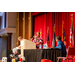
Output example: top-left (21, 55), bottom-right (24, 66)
top-left (49, 12), bottom-right (53, 47)
top-left (74, 12), bottom-right (75, 47)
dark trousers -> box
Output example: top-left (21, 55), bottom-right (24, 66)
top-left (62, 53), bottom-right (66, 57)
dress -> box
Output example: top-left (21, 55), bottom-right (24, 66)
top-left (32, 36), bottom-right (43, 49)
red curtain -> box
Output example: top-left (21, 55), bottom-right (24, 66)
top-left (34, 13), bottom-right (46, 43)
top-left (33, 12), bottom-right (75, 48)
top-left (32, 12), bottom-right (42, 16)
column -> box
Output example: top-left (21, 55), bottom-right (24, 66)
top-left (16, 12), bottom-right (19, 46)
top-left (7, 33), bottom-right (12, 50)
top-left (0, 37), bottom-right (2, 60)
top-left (28, 12), bottom-right (32, 39)
top-left (23, 12), bottom-right (25, 39)
top-left (2, 12), bottom-right (5, 29)
top-left (0, 16), bottom-right (2, 30)
top-left (7, 33), bottom-right (12, 61)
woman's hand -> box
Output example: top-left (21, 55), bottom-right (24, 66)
top-left (36, 42), bottom-right (40, 45)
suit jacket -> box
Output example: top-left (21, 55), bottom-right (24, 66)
top-left (55, 40), bottom-right (66, 54)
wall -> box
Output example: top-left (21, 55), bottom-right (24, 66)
top-left (1, 36), bottom-right (7, 59)
top-left (28, 12), bottom-right (31, 39)
top-left (0, 12), bottom-right (17, 59)
top-left (19, 12), bottom-right (23, 38)
top-left (25, 12), bottom-right (31, 40)
top-left (25, 12), bottom-right (29, 39)
top-left (0, 12), bottom-right (5, 29)
top-left (11, 33), bottom-right (16, 49)
top-left (16, 12), bottom-right (32, 46)
top-left (16, 12), bottom-right (32, 44)
top-left (7, 12), bottom-right (17, 49)
top-left (0, 37), bottom-right (2, 60)
top-left (8, 12), bottom-right (17, 28)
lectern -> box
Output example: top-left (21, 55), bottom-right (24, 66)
top-left (21, 39), bottom-right (36, 56)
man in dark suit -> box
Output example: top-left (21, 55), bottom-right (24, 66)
top-left (55, 36), bottom-right (67, 57)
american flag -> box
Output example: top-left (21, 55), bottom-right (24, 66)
top-left (69, 14), bottom-right (74, 47)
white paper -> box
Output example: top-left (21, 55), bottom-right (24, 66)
top-left (16, 47), bottom-right (19, 49)
top-left (20, 41), bottom-right (24, 46)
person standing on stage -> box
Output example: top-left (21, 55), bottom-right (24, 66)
top-left (31, 32), bottom-right (43, 49)
top-left (17, 36), bottom-right (23, 49)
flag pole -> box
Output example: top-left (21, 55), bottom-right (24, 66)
top-left (71, 14), bottom-right (74, 47)
top-left (46, 27), bottom-right (49, 48)
top-left (52, 24), bottom-right (55, 48)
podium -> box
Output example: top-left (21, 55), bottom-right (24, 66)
top-left (21, 39), bottom-right (36, 56)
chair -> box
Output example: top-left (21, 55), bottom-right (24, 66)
top-left (62, 47), bottom-right (75, 62)
top-left (57, 47), bottom-right (75, 62)
top-left (57, 48), bottom-right (68, 62)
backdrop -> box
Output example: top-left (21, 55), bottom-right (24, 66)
top-left (32, 12), bottom-right (75, 48)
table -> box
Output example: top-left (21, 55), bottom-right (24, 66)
top-left (42, 48), bottom-right (62, 62)
top-left (24, 48), bottom-right (62, 62)
top-left (7, 48), bottom-right (62, 62)
top-left (24, 49), bottom-right (43, 62)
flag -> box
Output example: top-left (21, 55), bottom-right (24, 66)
top-left (46, 27), bottom-right (49, 47)
top-left (40, 29), bottom-right (42, 37)
top-left (62, 21), bottom-right (67, 46)
top-left (69, 14), bottom-right (74, 47)
top-left (52, 24), bottom-right (55, 47)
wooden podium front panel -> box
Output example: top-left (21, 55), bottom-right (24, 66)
top-left (21, 39), bottom-right (36, 56)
